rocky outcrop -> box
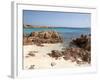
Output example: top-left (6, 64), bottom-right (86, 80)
top-left (48, 50), bottom-right (63, 59)
top-left (70, 34), bottom-right (91, 51)
top-left (23, 31), bottom-right (63, 45)
top-left (48, 48), bottom-right (90, 64)
top-left (23, 37), bottom-right (33, 45)
top-left (62, 48), bottom-right (91, 64)
top-left (47, 34), bottom-right (91, 64)
top-left (30, 31), bottom-right (61, 39)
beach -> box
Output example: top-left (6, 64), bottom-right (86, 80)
top-left (23, 10), bottom-right (91, 70)
top-left (23, 43), bottom-right (90, 69)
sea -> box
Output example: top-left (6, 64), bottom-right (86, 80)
top-left (24, 27), bottom-right (91, 47)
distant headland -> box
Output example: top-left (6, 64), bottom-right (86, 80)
top-left (24, 24), bottom-right (50, 28)
top-left (23, 24), bottom-right (90, 29)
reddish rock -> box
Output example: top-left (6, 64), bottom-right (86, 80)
top-left (23, 31), bottom-right (63, 45)
top-left (48, 50), bottom-right (63, 59)
top-left (49, 47), bottom-right (91, 64)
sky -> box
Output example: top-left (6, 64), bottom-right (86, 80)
top-left (23, 10), bottom-right (91, 28)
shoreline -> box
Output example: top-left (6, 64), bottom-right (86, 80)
top-left (23, 43), bottom-right (90, 69)
top-left (23, 30), bottom-right (91, 69)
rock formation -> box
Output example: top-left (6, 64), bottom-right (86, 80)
top-left (48, 34), bottom-right (91, 64)
top-left (23, 31), bottom-right (63, 45)
top-left (48, 48), bottom-right (90, 64)
top-left (62, 48), bottom-right (91, 64)
top-left (48, 50), bottom-right (63, 59)
top-left (70, 34), bottom-right (91, 51)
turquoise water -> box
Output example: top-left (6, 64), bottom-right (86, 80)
top-left (24, 27), bottom-right (90, 38)
top-left (24, 27), bottom-right (90, 34)
top-left (24, 27), bottom-right (90, 47)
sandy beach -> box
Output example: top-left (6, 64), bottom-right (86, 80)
top-left (23, 43), bottom-right (90, 70)
top-left (23, 10), bottom-right (91, 70)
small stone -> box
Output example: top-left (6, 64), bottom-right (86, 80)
top-left (51, 62), bottom-right (56, 67)
top-left (32, 51), bottom-right (38, 53)
top-left (28, 51), bottom-right (35, 57)
top-left (25, 56), bottom-right (29, 58)
top-left (29, 65), bottom-right (35, 69)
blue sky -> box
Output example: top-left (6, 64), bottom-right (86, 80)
top-left (23, 10), bottom-right (91, 28)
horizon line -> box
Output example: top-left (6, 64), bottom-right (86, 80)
top-left (23, 24), bottom-right (90, 28)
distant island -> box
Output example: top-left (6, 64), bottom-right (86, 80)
top-left (24, 24), bottom-right (49, 28)
top-left (23, 24), bottom-right (90, 29)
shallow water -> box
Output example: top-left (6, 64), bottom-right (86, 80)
top-left (24, 27), bottom-right (91, 47)
top-left (24, 27), bottom-right (90, 33)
